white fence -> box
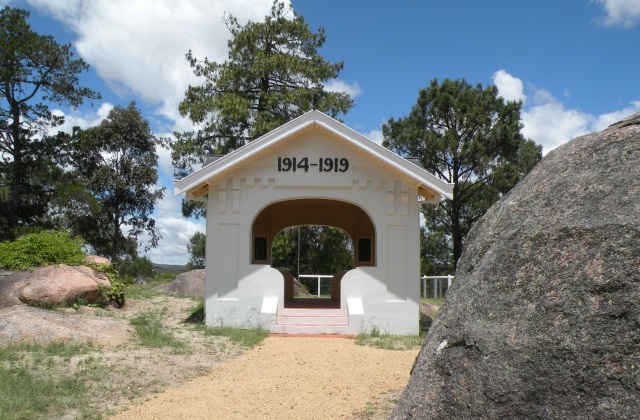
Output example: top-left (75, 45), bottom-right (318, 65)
top-left (298, 274), bottom-right (333, 297)
top-left (421, 275), bottom-right (454, 299)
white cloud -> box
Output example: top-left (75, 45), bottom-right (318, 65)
top-left (139, 193), bottom-right (206, 265)
top-left (495, 70), bottom-right (640, 155)
top-left (364, 129), bottom-right (383, 145)
top-left (49, 102), bottom-right (114, 135)
top-left (324, 79), bottom-right (363, 98)
top-left (26, 0), bottom-right (280, 125)
top-left (21, 0), bottom-right (286, 264)
top-left (493, 69), bottom-right (527, 103)
top-left (593, 0), bottom-right (640, 28)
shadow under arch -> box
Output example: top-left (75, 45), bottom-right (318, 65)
top-left (251, 198), bottom-right (376, 309)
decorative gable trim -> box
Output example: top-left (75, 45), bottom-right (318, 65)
top-left (174, 110), bottom-right (453, 200)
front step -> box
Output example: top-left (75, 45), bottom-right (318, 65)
top-left (277, 307), bottom-right (348, 325)
top-left (273, 307), bottom-right (355, 334)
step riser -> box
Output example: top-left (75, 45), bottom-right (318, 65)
top-left (279, 309), bottom-right (347, 317)
top-left (277, 316), bottom-right (349, 326)
top-left (270, 324), bottom-right (359, 335)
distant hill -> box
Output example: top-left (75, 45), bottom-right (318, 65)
top-left (153, 263), bottom-right (186, 275)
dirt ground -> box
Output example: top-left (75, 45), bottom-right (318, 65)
top-left (0, 275), bottom-right (419, 419)
top-left (113, 336), bottom-right (418, 420)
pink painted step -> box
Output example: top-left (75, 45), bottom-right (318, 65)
top-left (276, 307), bottom-right (348, 326)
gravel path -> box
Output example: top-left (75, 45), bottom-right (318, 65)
top-left (113, 336), bottom-right (418, 419)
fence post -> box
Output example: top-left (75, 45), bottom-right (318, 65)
top-left (422, 276), bottom-right (426, 299)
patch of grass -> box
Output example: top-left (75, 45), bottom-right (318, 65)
top-left (184, 299), bottom-right (205, 324)
top-left (0, 341), bottom-right (93, 361)
top-left (355, 332), bottom-right (425, 350)
top-left (203, 325), bottom-right (268, 348)
top-left (129, 311), bottom-right (186, 350)
top-left (0, 366), bottom-right (88, 419)
top-left (0, 342), bottom-right (95, 419)
top-left (124, 272), bottom-right (177, 300)
top-left (420, 297), bottom-right (443, 306)
top-left (185, 299), bottom-right (268, 348)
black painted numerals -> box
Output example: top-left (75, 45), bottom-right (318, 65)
top-left (277, 157), bottom-right (349, 173)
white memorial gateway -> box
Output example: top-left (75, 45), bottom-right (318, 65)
top-left (174, 110), bottom-right (453, 334)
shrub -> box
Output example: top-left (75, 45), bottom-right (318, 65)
top-left (85, 262), bottom-right (128, 308)
top-left (0, 231), bottom-right (85, 270)
top-left (125, 256), bottom-right (154, 278)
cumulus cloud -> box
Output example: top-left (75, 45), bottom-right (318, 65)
top-left (364, 129), bottom-right (384, 145)
top-left (324, 79), bottom-right (363, 98)
top-left (592, 0), bottom-right (640, 28)
top-left (139, 191), bottom-right (206, 265)
top-left (493, 69), bottom-right (527, 103)
top-left (25, 0), bottom-right (280, 124)
top-left (493, 69), bottom-right (640, 155)
top-left (49, 102), bottom-right (114, 135)
top-left (19, 0), bottom-right (289, 264)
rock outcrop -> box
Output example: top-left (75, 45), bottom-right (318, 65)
top-left (392, 114), bottom-right (640, 418)
top-left (0, 305), bottom-right (130, 346)
top-left (155, 269), bottom-right (205, 297)
top-left (18, 264), bottom-right (110, 307)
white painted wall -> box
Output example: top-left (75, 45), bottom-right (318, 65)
top-left (203, 125), bottom-right (422, 334)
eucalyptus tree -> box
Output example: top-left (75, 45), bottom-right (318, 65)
top-left (383, 78), bottom-right (542, 270)
top-left (70, 103), bottom-right (164, 262)
top-left (0, 7), bottom-right (100, 238)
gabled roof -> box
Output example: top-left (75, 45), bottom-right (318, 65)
top-left (174, 110), bottom-right (453, 200)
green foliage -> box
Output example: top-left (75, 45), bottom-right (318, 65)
top-left (67, 102), bottom-right (164, 261)
top-left (168, 1), bottom-right (353, 217)
top-left (383, 78), bottom-right (542, 269)
top-left (117, 255), bottom-right (155, 278)
top-left (271, 225), bottom-right (353, 276)
top-left (186, 231), bottom-right (206, 269)
top-left (84, 261), bottom-right (128, 307)
top-left (0, 230), bottom-right (85, 270)
top-left (0, 7), bottom-right (100, 239)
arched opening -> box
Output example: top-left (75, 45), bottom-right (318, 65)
top-left (251, 198), bottom-right (376, 308)
top-left (272, 225), bottom-right (353, 299)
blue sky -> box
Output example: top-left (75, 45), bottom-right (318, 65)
top-left (3, 0), bottom-right (639, 264)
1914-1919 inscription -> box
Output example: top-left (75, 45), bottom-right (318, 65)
top-left (277, 157), bottom-right (349, 173)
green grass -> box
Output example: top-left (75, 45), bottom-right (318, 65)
top-left (124, 272), bottom-right (177, 300)
top-left (203, 325), bottom-right (269, 348)
top-left (0, 342), bottom-right (94, 419)
top-left (355, 332), bottom-right (425, 350)
top-left (420, 297), bottom-right (443, 306)
top-left (187, 299), bottom-right (268, 348)
top-left (129, 311), bottom-right (186, 350)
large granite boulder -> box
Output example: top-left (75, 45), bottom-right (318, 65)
top-left (18, 264), bottom-right (110, 307)
top-left (393, 114), bottom-right (640, 418)
top-left (155, 269), bottom-right (205, 297)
